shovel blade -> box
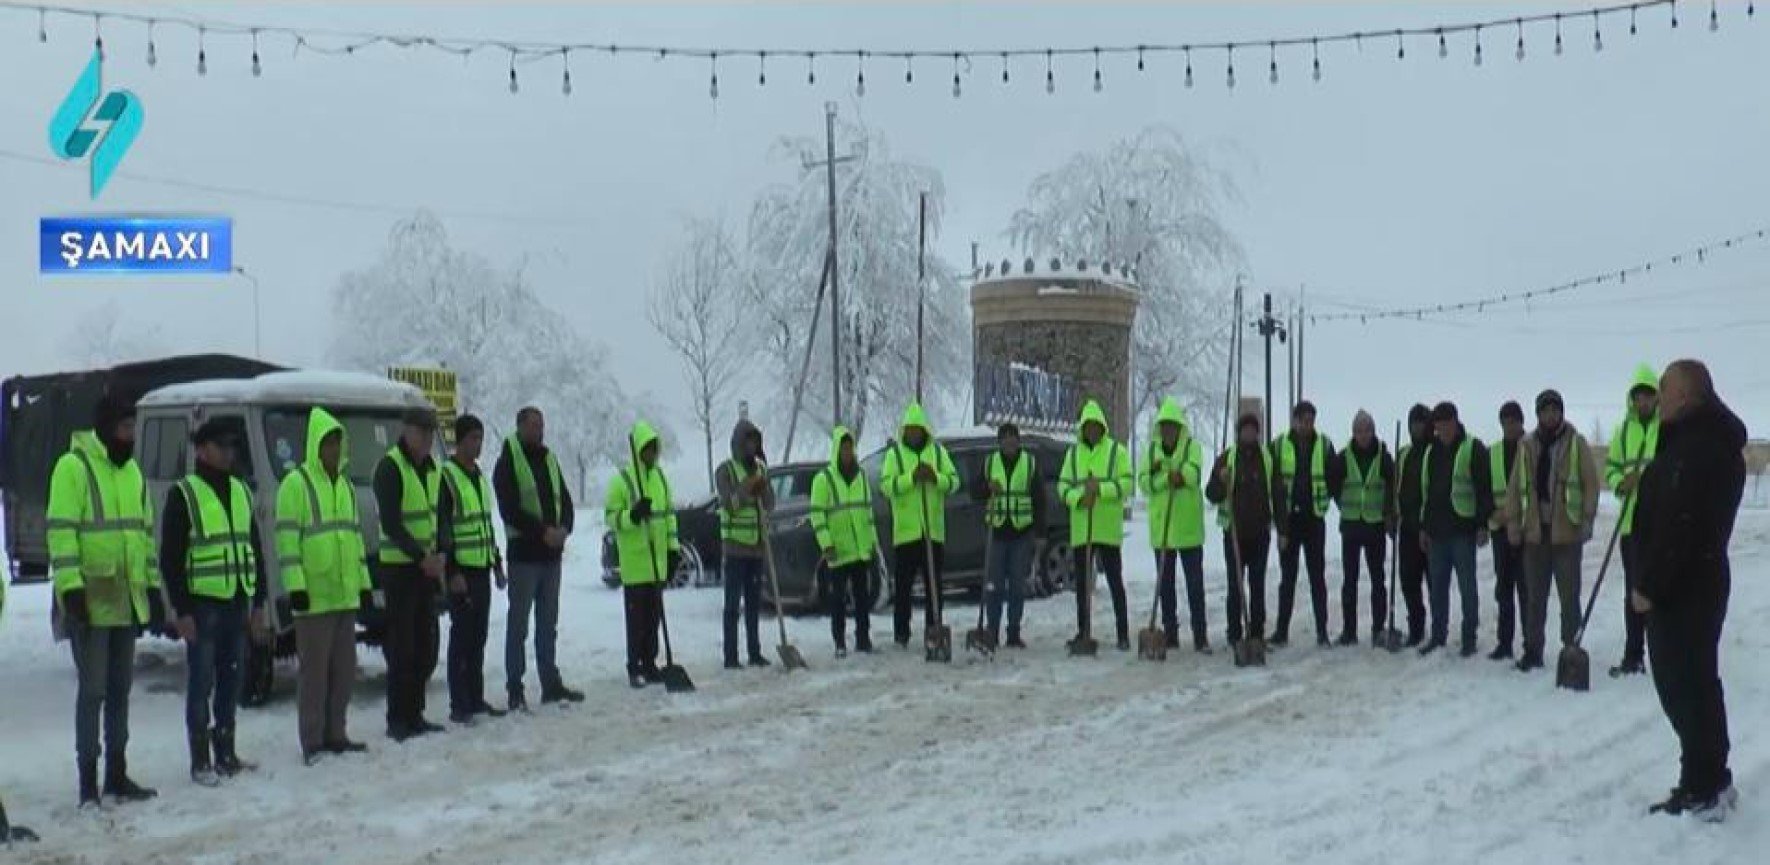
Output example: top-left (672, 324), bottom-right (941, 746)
top-left (1137, 627), bottom-right (1167, 662)
top-left (660, 664), bottom-right (696, 693)
top-left (964, 627), bottom-right (996, 657)
top-left (1067, 637), bottom-right (1099, 658)
top-left (1381, 629), bottom-right (1406, 654)
top-left (1233, 638), bottom-right (1267, 668)
top-left (925, 626), bottom-right (953, 663)
top-left (778, 643), bottom-right (809, 671)
top-left (1556, 646), bottom-right (1591, 692)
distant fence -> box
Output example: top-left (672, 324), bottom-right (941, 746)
top-left (975, 361), bottom-right (1078, 433)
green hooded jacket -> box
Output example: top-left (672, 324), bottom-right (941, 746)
top-left (879, 403), bottom-right (960, 546)
top-left (1141, 398), bottom-right (1206, 550)
top-left (275, 407), bottom-right (372, 616)
top-left (1608, 363), bottom-right (1661, 536)
top-left (604, 421), bottom-right (680, 585)
top-left (1060, 400), bottom-right (1134, 547)
top-left (47, 430), bottom-right (159, 627)
top-left (809, 426), bottom-right (879, 567)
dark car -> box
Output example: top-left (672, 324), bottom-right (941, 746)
top-left (761, 432), bottom-right (1075, 613)
top-left (599, 462), bottom-right (827, 591)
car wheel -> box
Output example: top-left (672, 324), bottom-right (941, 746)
top-left (1039, 539), bottom-right (1072, 597)
top-left (671, 546), bottom-right (703, 590)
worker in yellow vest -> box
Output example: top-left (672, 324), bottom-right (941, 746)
top-left (492, 406), bottom-right (582, 709)
top-left (1609, 363), bottom-right (1661, 678)
top-left (1487, 401), bottom-right (1528, 662)
top-left (159, 419), bottom-right (268, 786)
top-left (1206, 413), bottom-right (1279, 647)
top-left (605, 421), bottom-right (680, 688)
top-left (811, 427), bottom-right (880, 656)
top-left (1501, 390), bottom-right (1600, 673)
top-left (1326, 410), bottom-right (1394, 647)
top-left (715, 418), bottom-right (777, 669)
top-left (438, 415), bottom-right (507, 724)
top-left (879, 403), bottom-right (960, 649)
top-left (1142, 399), bottom-right (1208, 652)
top-left (1059, 400), bottom-right (1135, 651)
top-left (372, 409), bottom-right (445, 741)
top-left (1419, 402), bottom-right (1495, 657)
top-left (1271, 401), bottom-right (1337, 648)
top-left (971, 422), bottom-right (1049, 649)
top-left (47, 393), bottom-right (162, 807)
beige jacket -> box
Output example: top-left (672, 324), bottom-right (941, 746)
top-left (1502, 423), bottom-right (1601, 546)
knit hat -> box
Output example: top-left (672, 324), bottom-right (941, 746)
top-left (91, 391), bottom-right (137, 436)
top-left (1292, 400), bottom-right (1318, 419)
top-left (1407, 403), bottom-right (1431, 425)
top-left (1430, 402), bottom-right (1459, 423)
top-left (1499, 401), bottom-right (1524, 423)
top-left (1236, 413), bottom-right (1261, 434)
top-left (1535, 389), bottom-right (1565, 414)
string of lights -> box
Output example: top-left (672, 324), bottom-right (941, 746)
top-left (1, 0), bottom-right (1751, 99)
top-left (1307, 226), bottom-right (1770, 325)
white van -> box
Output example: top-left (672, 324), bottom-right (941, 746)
top-left (136, 370), bottom-right (437, 704)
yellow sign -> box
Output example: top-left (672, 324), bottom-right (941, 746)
top-left (387, 366), bottom-right (459, 445)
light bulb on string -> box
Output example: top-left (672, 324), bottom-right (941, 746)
top-left (146, 22), bottom-right (156, 67)
top-left (1672, 0), bottom-right (1680, 28)
top-left (198, 27), bottom-right (207, 76)
top-left (1631, 5), bottom-right (1639, 35)
top-left (1474, 26), bottom-right (1483, 65)
top-left (1094, 48), bottom-right (1103, 92)
top-left (1184, 46), bottom-right (1193, 88)
top-left (1227, 45), bottom-right (1236, 88)
top-left (1516, 19), bottom-right (1525, 60)
top-left (856, 53), bottom-right (866, 97)
top-left (1045, 49), bottom-right (1054, 94)
top-left (1555, 14), bottom-right (1564, 54)
top-left (806, 53), bottom-right (816, 86)
top-left (1396, 30), bottom-right (1405, 60)
top-left (93, 15), bottom-right (103, 61)
top-left (1268, 42), bottom-right (1278, 84)
top-left (758, 51), bottom-right (767, 86)
top-left (1711, 1), bottom-right (1720, 31)
top-left (507, 50), bottom-right (518, 93)
top-left (1438, 29), bottom-right (1447, 58)
top-left (37, 9), bottom-right (44, 43)
top-left (1749, 1), bottom-right (1755, 19)
top-left (1137, 46), bottom-right (1145, 72)
top-left (1312, 39), bottom-right (1321, 81)
top-left (710, 53), bottom-right (720, 99)
top-left (562, 49), bottom-right (572, 95)
top-left (251, 30), bottom-right (261, 77)
top-left (952, 53), bottom-right (961, 98)
top-left (905, 55), bottom-right (913, 84)
top-left (1001, 52), bottom-right (1009, 84)
top-left (1594, 10), bottom-right (1603, 51)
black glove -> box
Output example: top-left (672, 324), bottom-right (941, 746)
top-left (666, 550), bottom-right (682, 579)
top-left (146, 587), bottom-right (168, 623)
top-left (61, 589), bottom-right (89, 625)
top-left (358, 589), bottom-right (376, 611)
top-left (630, 497), bottom-right (654, 523)
top-left (290, 590), bottom-right (311, 613)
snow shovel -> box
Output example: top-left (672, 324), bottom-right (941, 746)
top-left (1379, 420), bottom-right (1407, 653)
top-left (965, 510), bottom-right (996, 658)
top-left (919, 474), bottom-right (953, 664)
top-left (0, 799), bottom-right (39, 844)
top-left (759, 503), bottom-right (808, 672)
top-left (1067, 508), bottom-right (1100, 658)
top-left (1557, 497), bottom-right (1631, 693)
top-left (1138, 487), bottom-right (1179, 662)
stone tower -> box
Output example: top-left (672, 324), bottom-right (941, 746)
top-left (971, 257), bottom-right (1140, 442)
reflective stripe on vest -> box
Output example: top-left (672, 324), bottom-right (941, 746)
top-left (380, 447), bottom-right (439, 565)
top-left (441, 461), bottom-right (494, 569)
top-left (503, 437), bottom-right (563, 539)
top-left (719, 459), bottom-right (764, 546)
top-left (814, 465), bottom-right (874, 564)
top-left (278, 465), bottom-right (363, 572)
top-left (1421, 438), bottom-right (1477, 520)
top-left (986, 451), bottom-right (1036, 530)
top-left (59, 450), bottom-right (155, 582)
top-left (1217, 446), bottom-right (1274, 529)
top-left (1490, 442), bottom-right (1511, 495)
top-left (1339, 450), bottom-right (1386, 525)
top-left (1519, 438), bottom-right (1586, 528)
top-left (1276, 433), bottom-right (1329, 517)
top-left (178, 476), bottom-right (257, 600)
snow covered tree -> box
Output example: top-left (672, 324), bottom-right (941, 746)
top-left (65, 300), bottom-right (167, 368)
top-left (1008, 127), bottom-right (1245, 448)
top-left (744, 119), bottom-right (969, 453)
top-left (328, 211), bottom-right (632, 490)
top-left (648, 218), bottom-right (752, 493)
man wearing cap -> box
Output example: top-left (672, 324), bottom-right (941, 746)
top-left (1327, 410), bottom-right (1394, 647)
top-left (1502, 390), bottom-right (1600, 672)
top-left (46, 393), bottom-right (162, 806)
top-left (372, 409), bottom-right (446, 741)
top-left (1206, 413), bottom-right (1278, 648)
top-left (1608, 364), bottom-right (1661, 678)
top-left (493, 407), bottom-right (582, 709)
top-left (972, 422), bottom-right (1048, 649)
top-left (160, 419), bottom-right (269, 785)
top-left (1418, 402), bottom-right (1495, 657)
top-left (1271, 401), bottom-right (1336, 648)
top-left (1394, 404), bottom-right (1433, 646)
top-left (1487, 402), bottom-right (1529, 662)
top-left (438, 415), bottom-right (506, 723)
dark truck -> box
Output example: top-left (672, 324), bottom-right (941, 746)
top-left (2, 354), bottom-right (282, 584)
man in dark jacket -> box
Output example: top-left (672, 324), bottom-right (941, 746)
top-left (437, 415), bottom-right (506, 724)
top-left (1270, 401), bottom-right (1336, 648)
top-left (373, 409), bottom-right (446, 741)
top-left (1395, 403), bottom-right (1432, 646)
top-left (1418, 402), bottom-right (1494, 658)
top-left (492, 407), bottom-right (582, 709)
top-left (160, 419), bottom-right (268, 785)
top-left (1326, 410), bottom-right (1394, 647)
top-left (1488, 401), bottom-right (1528, 661)
top-left (1206, 414), bottom-right (1277, 647)
top-left (1633, 360), bottom-right (1745, 822)
top-left (714, 418), bottom-right (777, 669)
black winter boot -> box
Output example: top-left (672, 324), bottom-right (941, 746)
top-left (77, 758), bottom-right (100, 809)
top-left (1005, 627), bottom-right (1025, 649)
top-left (103, 756), bottom-right (157, 803)
top-left (189, 730), bottom-right (219, 787)
top-left (213, 728), bottom-right (254, 777)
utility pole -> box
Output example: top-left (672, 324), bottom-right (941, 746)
top-left (1256, 291), bottom-right (1289, 442)
top-left (801, 103), bottom-right (861, 428)
top-left (1286, 304), bottom-right (1296, 415)
top-left (916, 191), bottom-right (927, 403)
top-left (1297, 287), bottom-right (1306, 403)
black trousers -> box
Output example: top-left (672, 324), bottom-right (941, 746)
top-left (1073, 545), bottom-right (1129, 642)
top-left (1648, 583), bottom-right (1732, 798)
top-left (381, 564), bottom-right (439, 729)
top-left (1339, 524), bottom-right (1388, 640)
top-left (893, 541), bottom-right (945, 644)
top-left (1275, 514), bottom-right (1329, 640)
top-left (1491, 532), bottom-right (1527, 652)
top-left (1621, 536), bottom-right (1647, 664)
top-left (1223, 531), bottom-right (1269, 643)
top-left (825, 561), bottom-right (872, 650)
top-left (1155, 548), bottom-right (1207, 645)
top-left (623, 584), bottom-right (663, 673)
top-left (446, 568), bottom-right (491, 715)
top-left (1398, 525), bottom-right (1428, 641)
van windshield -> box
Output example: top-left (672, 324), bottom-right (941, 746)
top-left (263, 408), bottom-right (410, 485)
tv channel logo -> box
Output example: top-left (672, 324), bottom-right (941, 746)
top-left (48, 50), bottom-right (142, 199)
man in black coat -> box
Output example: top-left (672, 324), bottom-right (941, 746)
top-left (1632, 360), bottom-right (1746, 822)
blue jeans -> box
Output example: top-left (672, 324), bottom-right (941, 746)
top-left (1427, 533), bottom-right (1480, 646)
top-left (186, 600), bottom-right (248, 734)
top-left (506, 561), bottom-right (562, 693)
top-left (723, 556), bottom-right (764, 662)
top-left (985, 534), bottom-right (1034, 633)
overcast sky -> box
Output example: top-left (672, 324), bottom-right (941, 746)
top-left (3, 1), bottom-right (1766, 448)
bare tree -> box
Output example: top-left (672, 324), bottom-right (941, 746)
top-left (66, 300), bottom-right (167, 368)
top-left (648, 218), bottom-right (751, 493)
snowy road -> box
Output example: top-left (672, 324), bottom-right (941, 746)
top-left (2, 507), bottom-right (1764, 864)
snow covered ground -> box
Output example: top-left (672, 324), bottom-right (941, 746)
top-left (3, 505), bottom-right (1764, 865)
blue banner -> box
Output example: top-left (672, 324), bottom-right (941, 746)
top-left (976, 361), bottom-right (1078, 431)
top-left (40, 216), bottom-right (233, 275)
